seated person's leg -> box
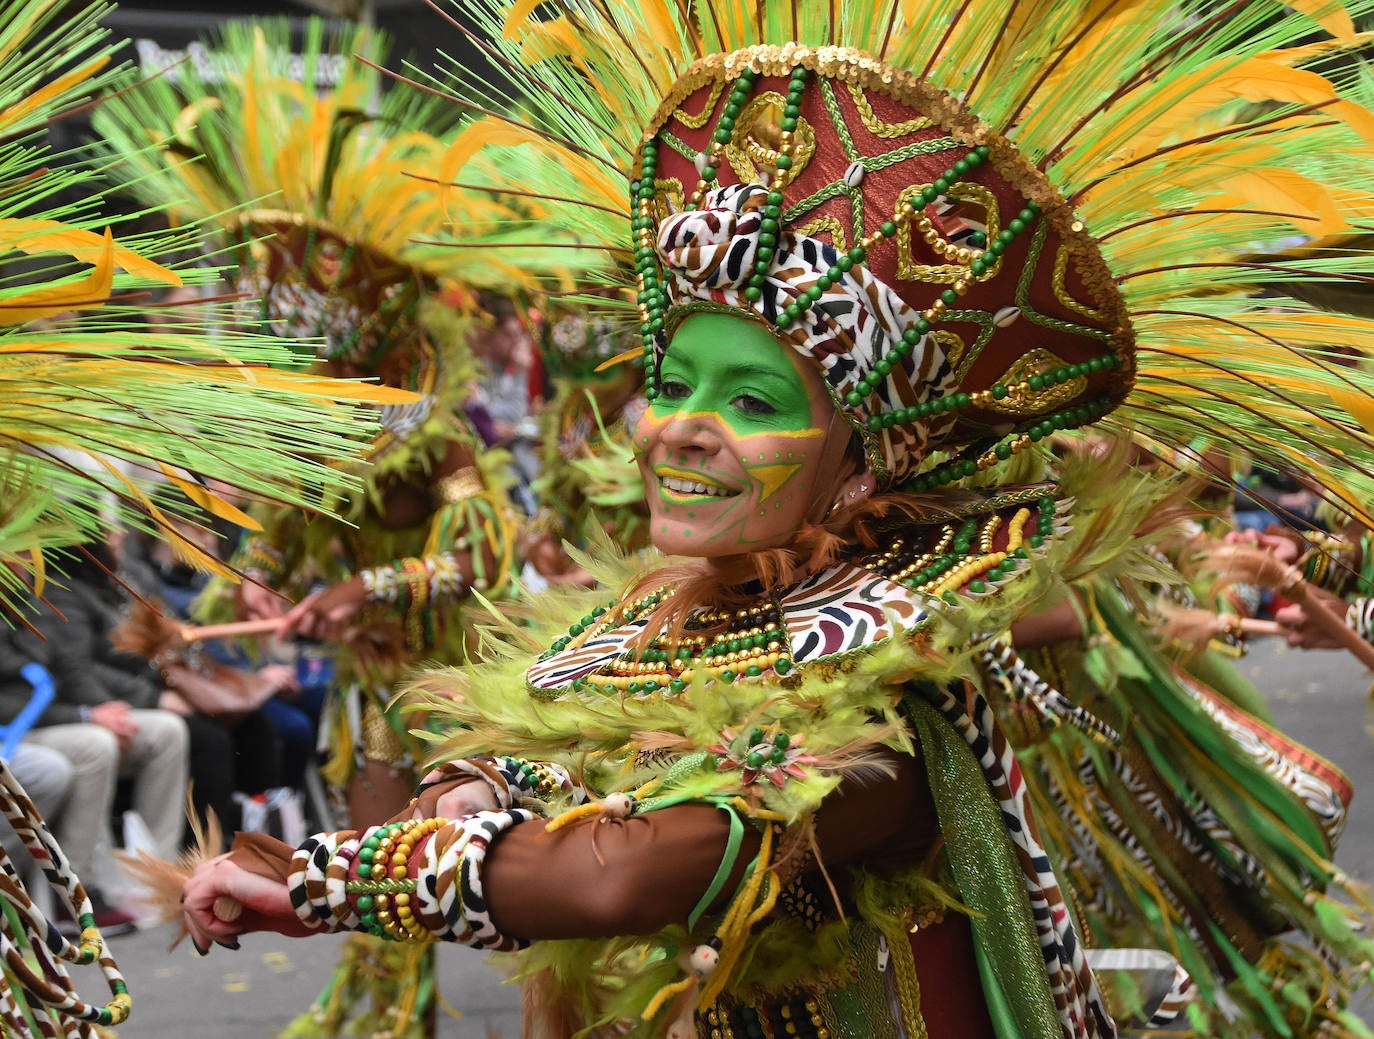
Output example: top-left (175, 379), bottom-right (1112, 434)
top-left (121, 709), bottom-right (190, 858)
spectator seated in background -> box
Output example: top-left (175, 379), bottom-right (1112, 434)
top-left (0, 542), bottom-right (190, 933)
top-left (121, 512), bottom-right (289, 835)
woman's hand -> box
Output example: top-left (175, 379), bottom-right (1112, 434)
top-left (1274, 588), bottom-right (1351, 650)
top-left (279, 576), bottom-right (368, 643)
top-left (1223, 528), bottom-right (1301, 566)
top-left (236, 579), bottom-right (289, 622)
top-left (402, 777), bottom-right (499, 822)
top-left (182, 853), bottom-right (320, 952)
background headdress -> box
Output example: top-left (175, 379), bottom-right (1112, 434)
top-left (434, 0), bottom-right (1374, 512)
top-left (92, 18), bottom-right (554, 481)
top-left (0, 0), bottom-right (396, 616)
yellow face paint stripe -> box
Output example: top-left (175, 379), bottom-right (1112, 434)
top-left (638, 408), bottom-right (826, 441)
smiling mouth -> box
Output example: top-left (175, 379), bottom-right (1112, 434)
top-left (657, 471), bottom-right (739, 499)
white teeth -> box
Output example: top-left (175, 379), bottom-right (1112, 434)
top-left (662, 476), bottom-right (730, 496)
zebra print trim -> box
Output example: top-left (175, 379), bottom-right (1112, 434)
top-left (657, 182), bottom-right (958, 484)
top-left (0, 756), bottom-right (132, 1031)
top-left (526, 561), bottom-right (929, 692)
top-left (925, 683), bottom-right (1116, 1038)
top-left (1083, 950), bottom-right (1193, 1029)
top-left (980, 641), bottom-right (1120, 745)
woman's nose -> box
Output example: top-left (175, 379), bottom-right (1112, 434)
top-left (659, 414), bottom-right (723, 453)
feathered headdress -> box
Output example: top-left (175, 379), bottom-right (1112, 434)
top-left (0, 0), bottom-right (406, 617)
top-left (91, 17), bottom-right (569, 492)
top-left (430, 0), bottom-right (1374, 512)
top-left (90, 18), bottom-right (545, 372)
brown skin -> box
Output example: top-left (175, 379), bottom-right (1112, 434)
top-left (1274, 585), bottom-right (1351, 649)
top-left (1008, 592), bottom-right (1084, 649)
top-left (182, 753), bottom-right (932, 945)
top-left (277, 439), bottom-right (490, 641)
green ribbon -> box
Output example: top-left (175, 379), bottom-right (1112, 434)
top-left (688, 803), bottom-right (746, 931)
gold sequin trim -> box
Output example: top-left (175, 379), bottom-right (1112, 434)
top-left (437, 467), bottom-right (483, 504)
top-left (673, 79), bottom-right (725, 129)
top-left (931, 328), bottom-right (967, 372)
top-left (650, 176), bottom-right (685, 224)
top-left (362, 701), bottom-right (406, 765)
top-left (1053, 244), bottom-right (1109, 322)
top-left (725, 91), bottom-right (817, 187)
top-left (795, 214), bottom-right (850, 251)
top-left (647, 44), bottom-right (1133, 399)
top-left (894, 182), bottom-right (1000, 284)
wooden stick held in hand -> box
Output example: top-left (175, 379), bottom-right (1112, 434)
top-left (177, 618), bottom-right (284, 643)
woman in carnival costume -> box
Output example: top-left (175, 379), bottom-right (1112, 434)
top-left (0, 1), bottom-right (397, 1034)
top-left (95, 19), bottom-right (530, 822)
top-left (94, 19), bottom-right (536, 1038)
top-left (177, 1), bottom-right (1374, 1036)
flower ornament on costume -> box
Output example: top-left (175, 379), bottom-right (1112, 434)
top-left (709, 725), bottom-right (818, 788)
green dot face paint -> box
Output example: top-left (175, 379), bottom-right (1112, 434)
top-left (633, 313), bottom-right (852, 558)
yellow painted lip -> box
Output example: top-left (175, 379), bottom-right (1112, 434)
top-left (653, 465), bottom-right (740, 499)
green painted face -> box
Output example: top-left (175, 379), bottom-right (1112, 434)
top-left (653, 313), bottom-right (819, 435)
top-left (633, 312), bottom-right (855, 558)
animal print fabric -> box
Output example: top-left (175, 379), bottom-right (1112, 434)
top-left (656, 183), bottom-right (958, 485)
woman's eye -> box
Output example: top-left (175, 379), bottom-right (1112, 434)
top-left (732, 394), bottom-right (776, 416)
top-left (659, 379), bottom-right (691, 400)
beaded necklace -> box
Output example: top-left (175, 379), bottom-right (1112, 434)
top-left (540, 493), bottom-right (1057, 696)
top-left (858, 494), bottom-right (1056, 601)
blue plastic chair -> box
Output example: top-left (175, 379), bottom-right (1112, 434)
top-left (0, 663), bottom-right (55, 762)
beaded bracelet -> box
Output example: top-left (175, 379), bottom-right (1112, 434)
top-left (288, 832), bottom-right (349, 930)
top-left (354, 818), bottom-right (451, 942)
top-left (236, 539), bottom-right (284, 583)
top-left (1299, 532), bottom-right (1358, 597)
top-left (290, 809), bottom-right (535, 948)
top-left (1346, 598), bottom-right (1374, 644)
top-left (447, 809), bottom-right (535, 951)
top-left (358, 553), bottom-right (470, 607)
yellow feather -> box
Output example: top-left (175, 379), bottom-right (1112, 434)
top-left (154, 464), bottom-right (263, 532)
top-left (632, 0), bottom-right (682, 51)
top-left (172, 97), bottom-right (221, 145)
top-left (0, 0), bottom-right (48, 68)
top-left (1259, 31), bottom-right (1374, 66)
top-left (1329, 386), bottom-right (1374, 438)
top-left (1279, 0), bottom-right (1355, 38)
top-left (439, 120), bottom-right (546, 210)
top-left (0, 57), bottom-right (108, 137)
top-left (93, 458), bottom-right (236, 580)
top-left (0, 220), bottom-right (179, 284)
top-left (1123, 60), bottom-right (1374, 159)
top-left (0, 228), bottom-right (117, 326)
top-left (502, 0), bottom-right (547, 40)
top-left (1205, 173), bottom-right (1348, 236)
top-left (28, 547), bottom-right (45, 599)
